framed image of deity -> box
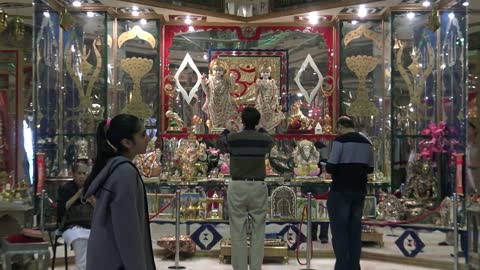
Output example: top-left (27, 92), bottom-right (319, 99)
top-left (208, 49), bottom-right (288, 107)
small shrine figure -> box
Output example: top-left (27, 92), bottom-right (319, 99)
top-left (175, 132), bottom-right (207, 180)
top-left (254, 63), bottom-right (285, 132)
top-left (166, 110), bottom-right (184, 132)
top-left (292, 140), bottom-right (320, 176)
top-left (201, 58), bottom-right (237, 131)
top-left (134, 136), bottom-right (161, 177)
top-left (288, 101), bottom-right (312, 130)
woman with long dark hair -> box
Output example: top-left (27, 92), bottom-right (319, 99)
top-left (83, 114), bottom-right (156, 270)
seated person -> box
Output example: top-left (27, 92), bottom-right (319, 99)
top-left (57, 162), bottom-right (94, 270)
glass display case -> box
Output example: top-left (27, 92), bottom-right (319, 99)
top-left (390, 10), bottom-right (468, 196)
top-left (339, 19), bottom-right (391, 183)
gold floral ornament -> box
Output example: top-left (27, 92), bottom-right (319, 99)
top-left (175, 131), bottom-right (207, 181)
top-left (343, 24), bottom-right (382, 49)
top-left (66, 38), bottom-right (103, 120)
top-left (346, 55), bottom-right (379, 116)
top-left (118, 25), bottom-right (156, 49)
top-left (396, 40), bottom-right (434, 118)
top-left (121, 57), bottom-right (154, 120)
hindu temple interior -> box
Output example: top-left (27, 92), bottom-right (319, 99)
top-left (0, 0), bottom-right (479, 269)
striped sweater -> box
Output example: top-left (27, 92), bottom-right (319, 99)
top-left (326, 132), bottom-right (374, 193)
top-left (217, 129), bottom-right (274, 180)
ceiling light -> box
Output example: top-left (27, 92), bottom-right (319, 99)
top-left (43, 11), bottom-right (50, 17)
top-left (308, 16), bottom-right (319, 25)
top-left (448, 12), bottom-right (454, 19)
top-left (72, 0), bottom-right (81, 7)
top-left (87, 11), bottom-right (94, 17)
top-left (462, 1), bottom-right (469, 6)
top-left (188, 25), bottom-right (194, 32)
top-left (358, 5), bottom-right (367, 18)
top-left (132, 6), bottom-right (139, 11)
top-left (140, 19), bottom-right (147, 25)
top-left (407, 12), bottom-right (415, 19)
top-left (422, 1), bottom-right (431, 7)
top-left (131, 10), bottom-right (139, 16)
top-left (184, 16), bottom-right (192, 24)
top-left (352, 20), bottom-right (358, 25)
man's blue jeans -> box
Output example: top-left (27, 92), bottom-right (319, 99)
top-left (327, 191), bottom-right (365, 270)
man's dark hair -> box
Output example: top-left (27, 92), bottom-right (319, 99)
top-left (337, 116), bottom-right (355, 129)
top-left (241, 107), bottom-right (261, 129)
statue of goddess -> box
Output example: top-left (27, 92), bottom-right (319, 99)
top-left (255, 63), bottom-right (285, 132)
top-left (201, 59), bottom-right (237, 130)
top-left (292, 140), bottom-right (320, 177)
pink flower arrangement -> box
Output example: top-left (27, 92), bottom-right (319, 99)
top-left (418, 121), bottom-right (459, 161)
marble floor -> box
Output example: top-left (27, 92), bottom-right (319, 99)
top-left (54, 257), bottom-right (443, 270)
top-left (51, 226), bottom-right (464, 270)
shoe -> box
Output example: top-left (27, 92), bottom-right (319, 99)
top-left (320, 238), bottom-right (328, 244)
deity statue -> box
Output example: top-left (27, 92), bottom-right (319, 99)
top-left (201, 59), bottom-right (237, 131)
top-left (255, 63), bottom-right (285, 132)
top-left (292, 140), bottom-right (320, 177)
top-left (405, 160), bottom-right (438, 208)
top-left (174, 133), bottom-right (207, 180)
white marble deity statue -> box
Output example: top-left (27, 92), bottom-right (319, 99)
top-left (255, 63), bottom-right (285, 132)
top-left (201, 59), bottom-right (237, 131)
top-left (292, 140), bottom-right (320, 177)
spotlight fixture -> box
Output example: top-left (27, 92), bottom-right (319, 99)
top-left (448, 12), bottom-right (455, 19)
top-left (352, 20), bottom-right (358, 25)
top-left (87, 11), bottom-right (94, 17)
top-left (131, 10), bottom-right (139, 16)
top-left (72, 0), bottom-right (82, 7)
top-left (184, 16), bottom-right (192, 24)
top-left (422, 1), bottom-right (431, 7)
top-left (462, 1), bottom-right (469, 6)
top-left (43, 11), bottom-right (50, 18)
top-left (140, 19), bottom-right (147, 25)
top-left (407, 12), bottom-right (415, 19)
top-left (132, 6), bottom-right (139, 11)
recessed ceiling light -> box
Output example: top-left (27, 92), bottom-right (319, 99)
top-left (407, 12), bottom-right (415, 19)
top-left (132, 6), bottom-right (139, 11)
top-left (422, 1), bottom-right (431, 7)
top-left (463, 1), bottom-right (469, 6)
top-left (140, 19), bottom-right (147, 25)
top-left (72, 0), bottom-right (81, 7)
top-left (448, 12), bottom-right (455, 19)
top-left (352, 20), bottom-right (358, 25)
top-left (87, 11), bottom-right (94, 17)
top-left (131, 10), bottom-right (139, 16)
top-left (43, 11), bottom-right (50, 17)
top-left (358, 5), bottom-right (367, 18)
top-left (184, 16), bottom-right (192, 24)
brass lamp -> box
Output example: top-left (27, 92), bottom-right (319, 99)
top-left (393, 32), bottom-right (402, 50)
top-left (0, 9), bottom-right (8, 33)
top-left (12, 16), bottom-right (25, 41)
top-left (60, 9), bottom-right (74, 31)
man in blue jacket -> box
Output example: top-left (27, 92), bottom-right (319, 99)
top-left (326, 116), bottom-right (374, 270)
